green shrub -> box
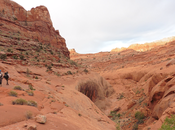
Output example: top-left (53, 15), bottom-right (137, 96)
top-left (12, 55), bottom-right (18, 59)
top-left (12, 98), bottom-right (27, 105)
top-left (0, 54), bottom-right (7, 60)
top-left (46, 65), bottom-right (52, 71)
top-left (27, 91), bottom-right (34, 96)
top-left (14, 86), bottom-right (22, 90)
top-left (84, 69), bottom-right (88, 73)
top-left (9, 91), bottom-right (18, 97)
top-left (68, 59), bottom-right (77, 66)
top-left (26, 111), bottom-right (33, 119)
top-left (0, 103), bottom-right (3, 106)
top-left (135, 111), bottom-right (145, 120)
top-left (160, 115), bottom-right (175, 130)
top-left (7, 48), bottom-right (13, 53)
top-left (19, 55), bottom-right (25, 60)
top-left (28, 84), bottom-right (35, 90)
top-left (67, 71), bottom-right (72, 75)
top-left (132, 123), bottom-right (138, 130)
top-left (27, 100), bottom-right (37, 107)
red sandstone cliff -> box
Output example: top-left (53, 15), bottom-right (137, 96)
top-left (0, 0), bottom-right (69, 57)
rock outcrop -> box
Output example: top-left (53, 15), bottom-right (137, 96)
top-left (69, 48), bottom-right (78, 55)
top-left (111, 36), bottom-right (175, 53)
top-left (0, 0), bottom-right (69, 57)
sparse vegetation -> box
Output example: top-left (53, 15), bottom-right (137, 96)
top-left (27, 100), bottom-right (37, 107)
top-left (160, 115), bottom-right (175, 130)
top-left (26, 111), bottom-right (33, 119)
top-left (9, 91), bottom-right (18, 97)
top-left (84, 68), bottom-right (88, 73)
top-left (46, 65), bottom-right (52, 71)
top-left (12, 98), bottom-right (37, 107)
top-left (67, 71), bottom-right (72, 75)
top-left (14, 86), bottom-right (22, 90)
top-left (12, 98), bottom-right (27, 105)
top-left (19, 55), bottom-right (25, 60)
top-left (0, 54), bottom-right (7, 60)
top-left (109, 111), bottom-right (121, 120)
top-left (0, 103), bottom-right (3, 106)
top-left (12, 55), bottom-right (18, 59)
top-left (27, 91), bottom-right (34, 96)
top-left (135, 111), bottom-right (145, 120)
top-left (28, 84), bottom-right (35, 90)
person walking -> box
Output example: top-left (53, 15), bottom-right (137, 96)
top-left (0, 70), bottom-right (3, 86)
top-left (4, 72), bottom-right (9, 85)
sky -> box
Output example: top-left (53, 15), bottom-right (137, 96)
top-left (12, 0), bottom-right (175, 53)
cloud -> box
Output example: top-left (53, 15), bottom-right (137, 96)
top-left (13, 0), bottom-right (175, 53)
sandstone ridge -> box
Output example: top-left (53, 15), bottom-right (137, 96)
top-left (0, 0), bottom-right (69, 57)
top-left (111, 36), bottom-right (175, 53)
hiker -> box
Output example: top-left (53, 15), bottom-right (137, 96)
top-left (0, 70), bottom-right (3, 86)
top-left (3, 72), bottom-right (9, 85)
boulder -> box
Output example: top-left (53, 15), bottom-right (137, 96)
top-left (35, 115), bottom-right (47, 124)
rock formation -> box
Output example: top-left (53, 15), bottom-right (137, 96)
top-left (111, 36), bottom-right (175, 53)
top-left (0, 0), bottom-right (69, 57)
top-left (69, 48), bottom-right (78, 55)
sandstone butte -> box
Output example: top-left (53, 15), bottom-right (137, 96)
top-left (0, 0), bottom-right (69, 57)
top-left (1, 0), bottom-right (175, 130)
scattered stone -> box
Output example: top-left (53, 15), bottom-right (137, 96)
top-left (35, 115), bottom-right (47, 124)
top-left (27, 124), bottom-right (37, 130)
top-left (113, 107), bottom-right (121, 112)
top-left (127, 100), bottom-right (136, 109)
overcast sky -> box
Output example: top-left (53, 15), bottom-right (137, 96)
top-left (13, 0), bottom-right (175, 53)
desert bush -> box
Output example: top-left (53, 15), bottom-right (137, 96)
top-left (84, 68), bottom-right (88, 73)
top-left (9, 91), bottom-right (18, 97)
top-left (0, 54), bottom-right (7, 60)
top-left (27, 91), bottom-right (34, 96)
top-left (12, 98), bottom-right (27, 105)
top-left (14, 86), bottom-right (22, 90)
top-left (26, 111), bottom-right (33, 119)
top-left (67, 71), bottom-right (72, 75)
top-left (12, 55), bottom-right (18, 59)
top-left (0, 103), bottom-right (3, 106)
top-left (160, 115), bottom-right (175, 130)
top-left (132, 123), bottom-right (138, 130)
top-left (27, 100), bottom-right (37, 107)
top-left (46, 65), bottom-right (52, 71)
top-left (68, 59), bottom-right (77, 66)
top-left (135, 111), bottom-right (145, 120)
top-left (19, 55), bottom-right (25, 60)
top-left (28, 84), bottom-right (35, 90)
top-left (7, 48), bottom-right (13, 53)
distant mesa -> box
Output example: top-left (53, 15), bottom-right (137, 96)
top-left (111, 36), bottom-right (175, 52)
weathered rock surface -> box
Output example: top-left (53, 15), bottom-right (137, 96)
top-left (35, 115), bottom-right (47, 124)
top-left (0, 0), bottom-right (69, 57)
top-left (111, 36), bottom-right (175, 52)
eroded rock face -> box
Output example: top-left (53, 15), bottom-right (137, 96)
top-left (0, 0), bottom-right (69, 57)
top-left (149, 75), bottom-right (175, 119)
